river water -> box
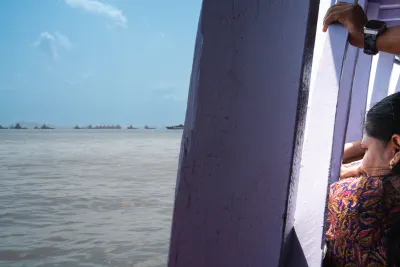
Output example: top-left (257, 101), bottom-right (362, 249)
top-left (0, 130), bottom-right (181, 267)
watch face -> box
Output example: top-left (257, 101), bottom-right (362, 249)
top-left (365, 20), bottom-right (386, 30)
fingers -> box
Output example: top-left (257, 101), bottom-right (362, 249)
top-left (322, 4), bottom-right (355, 32)
top-left (323, 4), bottom-right (344, 31)
top-left (323, 12), bottom-right (339, 32)
top-left (340, 163), bottom-right (360, 179)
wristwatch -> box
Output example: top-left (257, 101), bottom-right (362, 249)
top-left (363, 20), bottom-right (387, 55)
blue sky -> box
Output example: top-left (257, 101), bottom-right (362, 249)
top-left (0, 0), bottom-right (201, 126)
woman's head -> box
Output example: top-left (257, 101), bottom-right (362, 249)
top-left (362, 92), bottom-right (400, 173)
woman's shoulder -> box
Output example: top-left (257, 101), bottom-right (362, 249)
top-left (334, 174), bottom-right (381, 185)
top-left (330, 175), bottom-right (384, 196)
top-left (330, 175), bottom-right (400, 206)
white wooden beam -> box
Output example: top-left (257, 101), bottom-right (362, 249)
top-left (345, 3), bottom-right (380, 142)
top-left (381, 5), bottom-right (400, 10)
top-left (285, 0), bottom-right (363, 266)
top-left (380, 0), bottom-right (400, 10)
top-left (379, 8), bottom-right (400, 21)
top-left (393, 60), bottom-right (400, 93)
top-left (280, 0), bottom-right (334, 264)
top-left (396, 75), bottom-right (400, 93)
top-left (380, 0), bottom-right (399, 5)
top-left (368, 52), bottom-right (395, 109)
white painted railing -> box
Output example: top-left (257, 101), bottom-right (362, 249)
top-left (346, 2), bottom-right (380, 142)
top-left (289, 0), bottom-right (400, 266)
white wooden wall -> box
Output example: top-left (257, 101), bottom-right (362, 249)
top-left (285, 0), bottom-right (400, 266)
top-left (345, 3), bottom-right (380, 143)
top-left (346, 2), bottom-right (400, 142)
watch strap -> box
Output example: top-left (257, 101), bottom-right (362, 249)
top-left (363, 21), bottom-right (387, 55)
top-left (364, 32), bottom-right (378, 55)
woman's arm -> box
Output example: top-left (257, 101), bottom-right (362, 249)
top-left (339, 140), bottom-right (365, 179)
top-left (340, 162), bottom-right (361, 179)
top-left (343, 139), bottom-right (365, 164)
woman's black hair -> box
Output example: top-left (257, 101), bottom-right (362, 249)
top-left (365, 92), bottom-right (400, 143)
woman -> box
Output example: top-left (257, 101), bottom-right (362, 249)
top-left (324, 92), bottom-right (400, 266)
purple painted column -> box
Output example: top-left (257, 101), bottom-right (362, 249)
top-left (285, 0), bottom-right (362, 266)
top-left (345, 3), bottom-right (380, 143)
top-left (167, 0), bottom-right (319, 266)
top-left (369, 52), bottom-right (395, 108)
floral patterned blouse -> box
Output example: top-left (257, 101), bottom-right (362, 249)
top-left (325, 174), bottom-right (400, 266)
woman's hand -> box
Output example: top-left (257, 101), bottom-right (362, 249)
top-left (340, 162), bottom-right (361, 179)
top-left (343, 139), bottom-right (365, 164)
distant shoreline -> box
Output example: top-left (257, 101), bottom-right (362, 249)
top-left (0, 128), bottom-right (184, 130)
top-left (0, 123), bottom-right (184, 130)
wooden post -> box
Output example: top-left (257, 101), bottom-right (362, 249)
top-left (345, 3), bottom-right (380, 142)
top-left (167, 0), bottom-right (319, 266)
top-left (396, 72), bottom-right (400, 93)
top-left (284, 0), bottom-right (363, 266)
top-left (369, 52), bottom-right (395, 108)
top-left (379, 0), bottom-right (400, 9)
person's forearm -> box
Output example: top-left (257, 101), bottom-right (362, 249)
top-left (343, 139), bottom-right (364, 164)
top-left (377, 26), bottom-right (400, 55)
top-left (340, 162), bottom-right (361, 179)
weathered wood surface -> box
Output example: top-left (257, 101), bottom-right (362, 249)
top-left (167, 0), bottom-right (319, 266)
top-left (285, 0), bottom-right (364, 266)
top-left (345, 3), bottom-right (380, 142)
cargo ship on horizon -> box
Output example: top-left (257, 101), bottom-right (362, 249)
top-left (10, 123), bottom-right (27, 129)
top-left (40, 124), bottom-right (54, 129)
top-left (85, 125), bottom-right (122, 129)
top-left (166, 124), bottom-right (184, 130)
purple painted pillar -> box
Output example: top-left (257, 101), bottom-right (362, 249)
top-left (167, 0), bottom-right (319, 266)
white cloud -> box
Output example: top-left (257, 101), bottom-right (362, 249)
top-left (64, 0), bottom-right (127, 28)
top-left (33, 32), bottom-right (58, 59)
top-left (54, 32), bottom-right (72, 49)
top-left (33, 31), bottom-right (71, 60)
